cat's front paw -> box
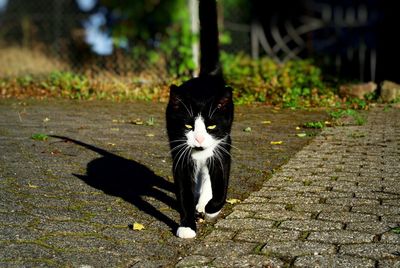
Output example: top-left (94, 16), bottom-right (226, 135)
top-left (176, 227), bottom-right (196, 239)
top-left (196, 202), bottom-right (206, 214)
top-left (205, 210), bottom-right (221, 221)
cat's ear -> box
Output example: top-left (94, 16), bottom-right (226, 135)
top-left (217, 85), bottom-right (233, 109)
top-left (169, 84), bottom-right (180, 110)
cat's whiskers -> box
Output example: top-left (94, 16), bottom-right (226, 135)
top-left (173, 144), bottom-right (192, 174)
top-left (215, 144), bottom-right (232, 158)
top-left (170, 139), bottom-right (188, 144)
top-left (169, 143), bottom-right (187, 154)
top-left (176, 98), bottom-right (193, 117)
top-left (208, 105), bottom-right (219, 119)
top-left (212, 146), bottom-right (225, 178)
top-left (219, 141), bottom-right (239, 152)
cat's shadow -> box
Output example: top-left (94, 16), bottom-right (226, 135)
top-left (51, 136), bottom-right (179, 231)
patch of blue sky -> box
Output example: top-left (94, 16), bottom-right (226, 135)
top-left (76, 0), bottom-right (97, 12)
top-left (0, 0), bottom-right (8, 12)
top-left (83, 11), bottom-right (114, 55)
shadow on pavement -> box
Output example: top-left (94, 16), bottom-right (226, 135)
top-left (51, 135), bottom-right (179, 232)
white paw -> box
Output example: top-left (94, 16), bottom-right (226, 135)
top-left (196, 202), bottom-right (206, 213)
top-left (176, 227), bottom-right (196, 239)
top-left (205, 210), bottom-right (221, 220)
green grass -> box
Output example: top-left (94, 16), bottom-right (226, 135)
top-left (303, 121), bottom-right (325, 129)
top-left (0, 52), bottom-right (382, 111)
top-left (328, 109), bottom-right (366, 126)
top-left (31, 133), bottom-right (49, 141)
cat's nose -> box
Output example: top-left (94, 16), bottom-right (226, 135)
top-left (195, 135), bottom-right (205, 145)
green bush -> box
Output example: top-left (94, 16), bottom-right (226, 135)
top-left (221, 52), bottom-right (337, 107)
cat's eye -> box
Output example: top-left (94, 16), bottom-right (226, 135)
top-left (185, 124), bottom-right (193, 129)
top-left (207, 125), bottom-right (217, 130)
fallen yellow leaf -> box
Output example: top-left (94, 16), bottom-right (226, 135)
top-left (133, 222), bottom-right (145, 231)
top-left (28, 183), bottom-right (38, 188)
top-left (295, 126), bottom-right (301, 130)
top-left (132, 119), bottom-right (144, 125)
top-left (270, 141), bottom-right (283, 145)
top-left (226, 198), bottom-right (241, 204)
top-left (146, 133), bottom-right (155, 137)
top-left (261, 120), bottom-right (271, 124)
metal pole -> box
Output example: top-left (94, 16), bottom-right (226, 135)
top-left (189, 0), bottom-right (199, 77)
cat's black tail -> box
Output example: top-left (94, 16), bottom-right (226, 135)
top-left (199, 0), bottom-right (221, 77)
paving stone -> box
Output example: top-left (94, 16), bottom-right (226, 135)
top-left (351, 204), bottom-right (400, 215)
top-left (212, 254), bottom-right (284, 268)
top-left (302, 191), bottom-right (353, 198)
top-left (279, 220), bottom-right (344, 231)
top-left (57, 251), bottom-right (131, 268)
top-left (346, 222), bottom-right (394, 234)
top-left (0, 260), bottom-right (59, 267)
top-left (280, 185), bottom-right (328, 192)
top-left (30, 207), bottom-right (88, 222)
top-left (215, 218), bottom-right (275, 230)
top-left (225, 210), bottom-right (255, 219)
top-left (381, 215), bottom-right (400, 223)
top-left (175, 255), bottom-right (213, 267)
top-left (253, 190), bottom-right (298, 198)
top-left (242, 196), bottom-right (273, 203)
top-left (381, 232), bottom-right (400, 244)
top-left (269, 196), bottom-right (321, 205)
top-left (0, 212), bottom-right (39, 226)
top-left (378, 259), bottom-right (400, 268)
top-left (235, 228), bottom-right (300, 243)
top-left (36, 219), bottom-right (97, 234)
top-left (192, 241), bottom-right (258, 256)
top-left (382, 199), bottom-right (400, 206)
top-left (0, 242), bottom-right (57, 260)
top-left (261, 241), bottom-right (336, 257)
top-left (254, 210), bottom-right (312, 221)
top-left (44, 234), bottom-right (119, 253)
top-left (318, 212), bottom-right (379, 223)
top-left (293, 255), bottom-right (375, 268)
top-left (354, 191), bottom-right (399, 200)
top-left (325, 197), bottom-right (380, 206)
top-left (307, 230), bottom-right (374, 244)
top-left (291, 203), bottom-right (350, 213)
top-left (0, 225), bottom-right (44, 241)
top-left (339, 243), bottom-right (400, 259)
top-left (233, 203), bottom-right (286, 212)
top-left (203, 229), bottom-right (237, 242)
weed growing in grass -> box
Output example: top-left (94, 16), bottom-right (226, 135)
top-left (303, 121), bottom-right (325, 129)
top-left (328, 109), bottom-right (366, 126)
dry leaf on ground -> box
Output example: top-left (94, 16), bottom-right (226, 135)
top-left (133, 222), bottom-right (145, 231)
top-left (226, 198), bottom-right (241, 204)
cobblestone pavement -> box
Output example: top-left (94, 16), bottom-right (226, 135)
top-left (0, 100), bottom-right (399, 267)
top-left (0, 100), bottom-right (325, 267)
top-left (178, 106), bottom-right (400, 267)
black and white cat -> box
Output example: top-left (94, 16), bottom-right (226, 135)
top-left (166, 0), bottom-right (234, 238)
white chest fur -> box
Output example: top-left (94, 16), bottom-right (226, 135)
top-left (194, 159), bottom-right (212, 213)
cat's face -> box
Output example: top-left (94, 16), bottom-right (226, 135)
top-left (166, 77), bottom-right (233, 161)
top-left (184, 115), bottom-right (221, 160)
